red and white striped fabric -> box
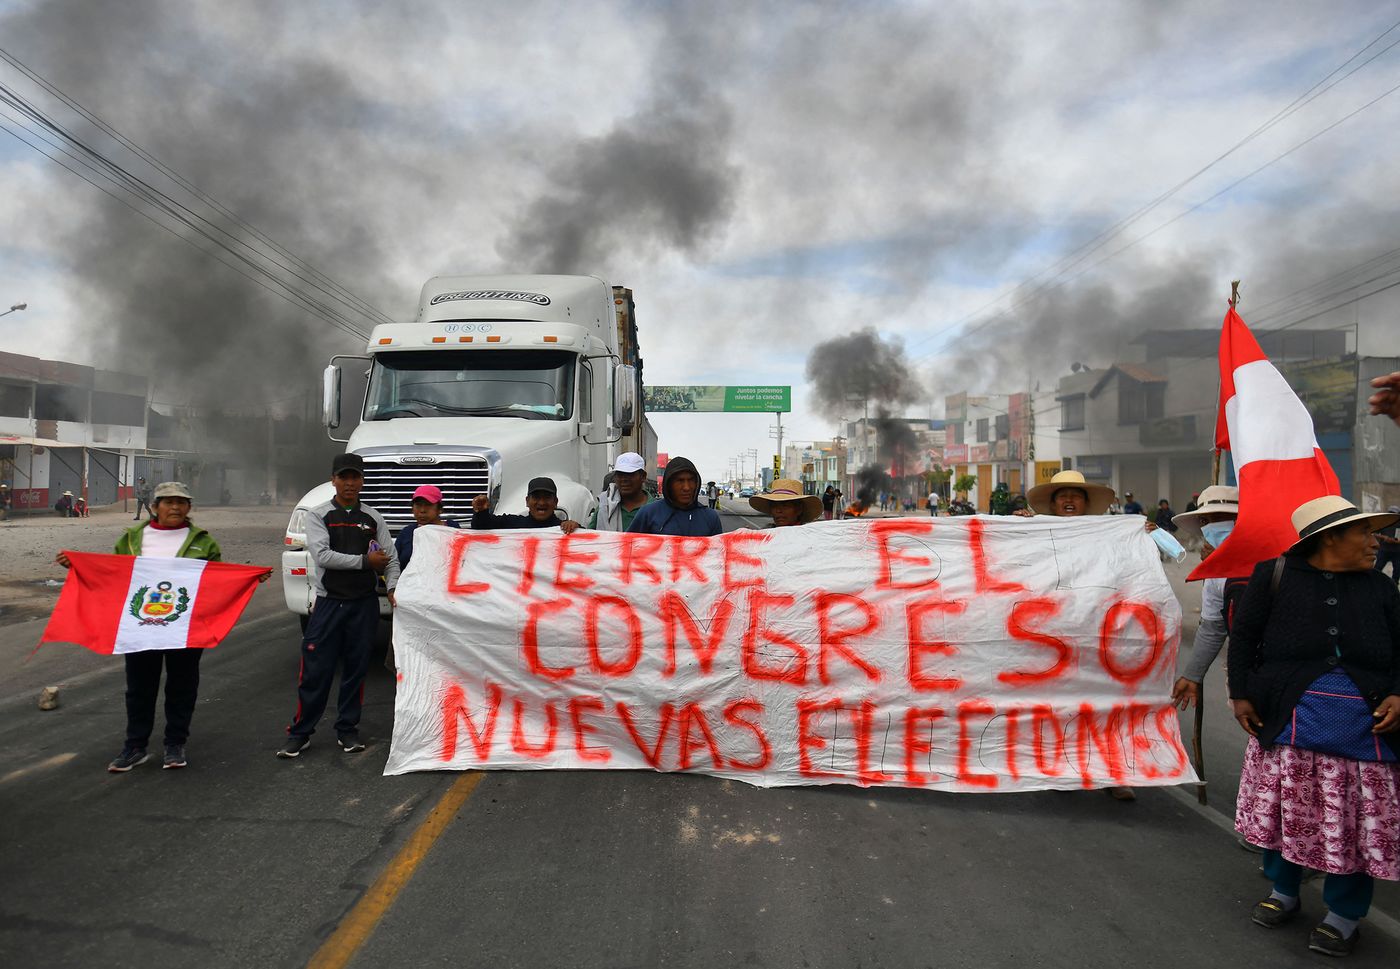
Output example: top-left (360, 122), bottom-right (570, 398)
top-left (41, 552), bottom-right (269, 654)
top-left (1189, 306), bottom-right (1340, 581)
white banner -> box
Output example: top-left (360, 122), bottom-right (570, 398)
top-left (385, 517), bottom-right (1195, 792)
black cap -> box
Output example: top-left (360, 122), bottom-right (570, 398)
top-left (527, 476), bottom-right (557, 496)
top-left (332, 453), bottom-right (364, 475)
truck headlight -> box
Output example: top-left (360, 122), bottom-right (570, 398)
top-left (285, 507), bottom-right (308, 550)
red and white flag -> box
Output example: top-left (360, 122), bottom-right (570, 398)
top-left (1189, 306), bottom-right (1339, 580)
top-left (40, 552), bottom-right (270, 654)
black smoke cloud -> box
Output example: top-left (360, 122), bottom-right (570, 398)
top-left (925, 261), bottom-right (1222, 395)
top-left (804, 328), bottom-right (923, 418)
top-left (499, 73), bottom-right (739, 273)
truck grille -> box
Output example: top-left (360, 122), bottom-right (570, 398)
top-left (361, 458), bottom-right (488, 533)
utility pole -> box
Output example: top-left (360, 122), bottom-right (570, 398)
top-left (768, 412), bottom-right (784, 478)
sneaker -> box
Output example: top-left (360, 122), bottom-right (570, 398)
top-left (337, 734), bottom-right (366, 753)
top-left (108, 747), bottom-right (149, 772)
top-left (1309, 922), bottom-right (1359, 956)
top-left (1251, 897), bottom-right (1302, 928)
top-left (162, 744), bottom-right (187, 769)
top-left (276, 735), bottom-right (310, 759)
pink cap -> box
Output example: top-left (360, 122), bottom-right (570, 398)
top-left (412, 485), bottom-right (443, 504)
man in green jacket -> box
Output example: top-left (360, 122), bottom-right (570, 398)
top-left (56, 482), bottom-right (261, 772)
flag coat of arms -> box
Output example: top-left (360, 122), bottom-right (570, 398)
top-left (41, 552), bottom-right (270, 654)
top-left (1189, 306), bottom-right (1340, 581)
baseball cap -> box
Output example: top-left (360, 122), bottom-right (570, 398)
top-left (527, 476), bottom-right (557, 496)
top-left (332, 453), bottom-right (364, 475)
top-left (152, 481), bottom-right (193, 500)
top-left (412, 484), bottom-right (443, 504)
top-left (613, 452), bottom-right (646, 474)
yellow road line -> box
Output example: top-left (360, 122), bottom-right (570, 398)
top-left (307, 771), bottom-right (485, 969)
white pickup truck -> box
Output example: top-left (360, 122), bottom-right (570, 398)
top-left (281, 274), bottom-right (654, 624)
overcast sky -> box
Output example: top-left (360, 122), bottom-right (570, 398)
top-left (3, 0), bottom-right (1400, 485)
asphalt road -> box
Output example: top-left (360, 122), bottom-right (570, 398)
top-left (2, 504), bottom-right (1398, 968)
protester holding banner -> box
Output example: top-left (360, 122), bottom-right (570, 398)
top-left (1170, 486), bottom-right (1242, 709)
top-left (1023, 469), bottom-right (1140, 801)
top-left (625, 456), bottom-right (722, 536)
top-left (589, 453), bottom-right (652, 532)
top-left (278, 453), bottom-right (399, 759)
top-left (1228, 496), bottom-right (1400, 957)
top-left (471, 477), bottom-right (582, 533)
top-left (54, 481), bottom-right (244, 772)
top-left (394, 485), bottom-right (460, 572)
top-left (749, 478), bottom-right (822, 527)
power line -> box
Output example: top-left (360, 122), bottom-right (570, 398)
top-left (906, 19), bottom-right (1400, 362)
top-left (0, 48), bottom-right (393, 329)
top-left (0, 110), bottom-right (370, 342)
top-left (0, 55), bottom-right (391, 339)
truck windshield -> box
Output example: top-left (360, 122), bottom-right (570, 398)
top-left (364, 349), bottom-right (576, 421)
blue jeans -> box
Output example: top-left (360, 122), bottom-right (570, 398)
top-left (1263, 849), bottom-right (1373, 919)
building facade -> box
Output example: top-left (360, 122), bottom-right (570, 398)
top-left (0, 351), bottom-right (150, 511)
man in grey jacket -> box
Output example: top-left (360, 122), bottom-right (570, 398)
top-left (588, 451), bottom-right (652, 532)
top-left (278, 453), bottom-right (399, 758)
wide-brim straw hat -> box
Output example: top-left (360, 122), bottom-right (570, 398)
top-left (1026, 470), bottom-right (1114, 516)
top-left (1286, 495), bottom-right (1400, 553)
top-left (750, 479), bottom-right (823, 523)
top-left (1172, 484), bottom-right (1240, 537)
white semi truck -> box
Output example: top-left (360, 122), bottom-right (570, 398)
top-left (281, 274), bottom-right (655, 622)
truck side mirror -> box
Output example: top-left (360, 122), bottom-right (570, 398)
top-left (322, 364), bottom-right (342, 429)
top-left (612, 364), bottom-right (637, 433)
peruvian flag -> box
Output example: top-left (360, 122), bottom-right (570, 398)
top-left (41, 552), bottom-right (270, 654)
top-left (1189, 306), bottom-right (1340, 580)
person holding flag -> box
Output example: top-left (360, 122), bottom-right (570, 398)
top-left (1229, 497), bottom-right (1400, 957)
top-left (53, 482), bottom-right (267, 773)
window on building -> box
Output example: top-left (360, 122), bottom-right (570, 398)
top-left (949, 422), bottom-right (963, 445)
top-left (90, 391), bottom-right (145, 427)
top-left (1118, 378), bottom-right (1166, 424)
top-left (1059, 394), bottom-right (1085, 431)
top-left (35, 384), bottom-right (87, 423)
top-left (994, 414), bottom-right (1009, 440)
top-left (0, 382), bottom-right (30, 419)
top-left (976, 418), bottom-right (989, 442)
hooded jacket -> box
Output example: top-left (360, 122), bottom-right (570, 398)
top-left (114, 520), bottom-right (222, 561)
top-left (625, 457), bottom-right (722, 536)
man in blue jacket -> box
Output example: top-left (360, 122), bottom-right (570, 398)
top-left (626, 456), bottom-right (722, 536)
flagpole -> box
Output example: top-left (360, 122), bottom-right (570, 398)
top-left (1195, 279), bottom-right (1240, 806)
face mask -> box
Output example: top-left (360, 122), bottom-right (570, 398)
top-left (1201, 520), bottom-right (1235, 547)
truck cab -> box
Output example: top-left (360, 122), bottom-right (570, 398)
top-left (282, 274), bottom-right (648, 620)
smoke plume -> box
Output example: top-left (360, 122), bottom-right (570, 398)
top-left (499, 74), bottom-right (739, 273)
top-left (805, 328), bottom-right (923, 418)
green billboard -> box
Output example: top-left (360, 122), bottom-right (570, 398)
top-left (644, 385), bottom-right (791, 413)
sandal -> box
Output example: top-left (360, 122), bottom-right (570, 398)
top-left (1107, 786), bottom-right (1136, 802)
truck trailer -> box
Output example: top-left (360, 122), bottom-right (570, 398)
top-left (282, 274), bottom-right (654, 622)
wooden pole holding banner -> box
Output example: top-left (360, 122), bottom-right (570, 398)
top-left (1193, 279), bottom-right (1241, 805)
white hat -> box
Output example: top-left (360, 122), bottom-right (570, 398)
top-left (1286, 495), bottom-right (1400, 552)
top-left (613, 452), bottom-right (646, 474)
top-left (1171, 485), bottom-right (1240, 537)
top-left (1026, 470), bottom-right (1114, 516)
top-left (749, 479), bottom-right (823, 524)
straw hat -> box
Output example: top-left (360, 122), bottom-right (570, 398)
top-left (749, 479), bottom-right (823, 523)
top-left (1026, 470), bottom-right (1114, 516)
top-left (1286, 496), bottom-right (1400, 553)
top-left (1171, 484), bottom-right (1240, 537)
